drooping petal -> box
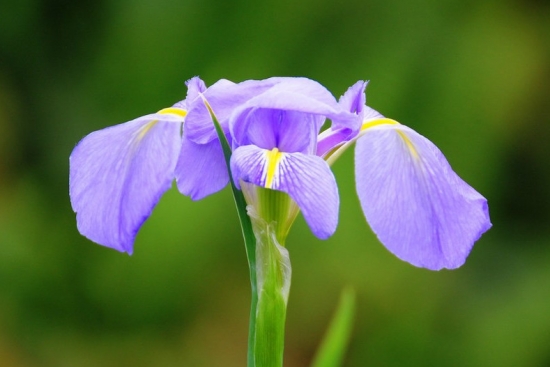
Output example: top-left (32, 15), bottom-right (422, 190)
top-left (175, 133), bottom-right (229, 200)
top-left (355, 124), bottom-right (491, 270)
top-left (231, 145), bottom-right (339, 239)
top-left (69, 112), bottom-right (183, 253)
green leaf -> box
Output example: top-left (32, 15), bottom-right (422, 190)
top-left (201, 96), bottom-right (258, 367)
top-left (311, 287), bottom-right (356, 367)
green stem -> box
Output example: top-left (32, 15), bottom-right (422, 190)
top-left (203, 97), bottom-right (294, 367)
top-left (202, 97), bottom-right (258, 367)
top-left (248, 204), bottom-right (291, 367)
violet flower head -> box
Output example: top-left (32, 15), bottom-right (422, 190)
top-left (69, 76), bottom-right (491, 270)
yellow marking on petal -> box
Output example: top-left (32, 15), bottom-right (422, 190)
top-left (397, 131), bottom-right (419, 159)
top-left (265, 148), bottom-right (283, 189)
top-left (157, 107), bottom-right (187, 118)
top-left (360, 118), bottom-right (399, 131)
top-left (134, 108), bottom-right (187, 141)
top-left (136, 120), bottom-right (158, 141)
top-left (361, 118), bottom-right (419, 159)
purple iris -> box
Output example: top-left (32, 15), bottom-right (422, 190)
top-left (69, 76), bottom-right (491, 270)
top-left (228, 77), bottom-right (354, 240)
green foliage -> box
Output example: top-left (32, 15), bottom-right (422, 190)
top-left (311, 288), bottom-right (356, 367)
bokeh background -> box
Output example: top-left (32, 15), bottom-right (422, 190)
top-left (1, 0), bottom-right (549, 366)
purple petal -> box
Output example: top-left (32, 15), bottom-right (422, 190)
top-left (185, 76), bottom-right (207, 101)
top-left (240, 108), bottom-right (321, 154)
top-left (328, 80), bottom-right (366, 136)
top-left (231, 145), bottom-right (339, 239)
top-left (317, 81), bottom-right (385, 157)
top-left (175, 134), bottom-right (229, 200)
top-left (337, 80), bottom-right (383, 122)
top-left (69, 113), bottom-right (183, 253)
top-left (355, 124), bottom-right (491, 270)
top-left (185, 78), bottom-right (279, 144)
top-left (316, 128), bottom-right (353, 157)
top-left (231, 80), bottom-right (353, 147)
top-left (339, 81), bottom-right (366, 115)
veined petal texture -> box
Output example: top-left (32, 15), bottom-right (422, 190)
top-left (231, 145), bottom-right (339, 239)
top-left (69, 113), bottom-right (183, 253)
top-left (231, 78), bottom-right (352, 148)
top-left (175, 133), bottom-right (229, 200)
top-left (355, 124), bottom-right (491, 270)
top-left (238, 108), bottom-right (321, 153)
top-left (184, 78), bottom-right (279, 144)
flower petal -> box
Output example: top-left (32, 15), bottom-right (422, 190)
top-left (184, 78), bottom-right (279, 144)
top-left (69, 113), bottom-right (183, 253)
top-left (231, 145), bottom-right (339, 239)
top-left (317, 81), bottom-right (384, 157)
top-left (185, 76), bottom-right (207, 102)
top-left (355, 124), bottom-right (491, 270)
top-left (338, 81), bottom-right (366, 116)
top-left (231, 78), bottom-right (353, 147)
top-left (239, 108), bottom-right (321, 153)
top-left (175, 134), bottom-right (229, 200)
top-left (338, 80), bottom-right (383, 124)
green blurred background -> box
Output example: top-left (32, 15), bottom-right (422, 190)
top-left (1, 0), bottom-right (549, 366)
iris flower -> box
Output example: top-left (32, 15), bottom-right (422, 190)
top-left (70, 76), bottom-right (490, 270)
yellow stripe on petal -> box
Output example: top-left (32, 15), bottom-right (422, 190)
top-left (265, 148), bottom-right (283, 189)
top-left (135, 108), bottom-right (186, 142)
top-left (397, 131), bottom-right (419, 159)
top-left (361, 118), bottom-right (418, 159)
top-left (157, 107), bottom-right (188, 118)
top-left (136, 120), bottom-right (159, 141)
top-left (360, 118), bottom-right (399, 131)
